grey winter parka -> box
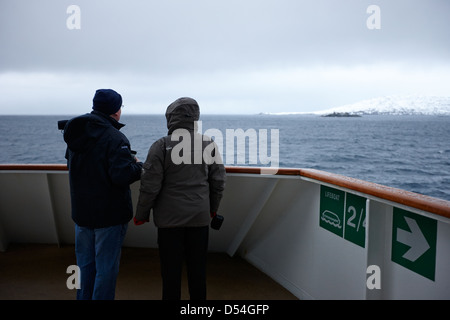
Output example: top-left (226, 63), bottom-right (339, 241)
top-left (135, 97), bottom-right (226, 228)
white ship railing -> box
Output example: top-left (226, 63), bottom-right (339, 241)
top-left (1, 164), bottom-right (449, 299)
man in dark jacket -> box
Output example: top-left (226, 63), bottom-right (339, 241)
top-left (63, 89), bottom-right (142, 300)
top-left (134, 97), bottom-right (226, 300)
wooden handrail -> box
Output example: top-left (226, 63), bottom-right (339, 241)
top-left (300, 168), bottom-right (450, 219)
top-left (226, 166), bottom-right (302, 176)
top-left (1, 164), bottom-right (449, 219)
top-left (226, 166), bottom-right (450, 219)
top-left (0, 164), bottom-right (68, 171)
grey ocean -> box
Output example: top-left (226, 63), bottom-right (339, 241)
top-left (1, 114), bottom-right (449, 201)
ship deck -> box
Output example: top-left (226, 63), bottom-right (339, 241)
top-left (2, 165), bottom-right (450, 299)
top-left (0, 243), bottom-right (297, 300)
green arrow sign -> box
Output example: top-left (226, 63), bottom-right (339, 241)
top-left (391, 208), bottom-right (437, 281)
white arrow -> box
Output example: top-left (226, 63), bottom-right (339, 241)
top-left (396, 217), bottom-right (430, 262)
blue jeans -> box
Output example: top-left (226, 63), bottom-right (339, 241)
top-left (75, 223), bottom-right (128, 300)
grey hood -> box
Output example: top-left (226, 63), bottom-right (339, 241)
top-left (165, 97), bottom-right (200, 135)
top-left (135, 97), bottom-right (227, 228)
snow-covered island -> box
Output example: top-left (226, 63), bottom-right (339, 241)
top-left (270, 95), bottom-right (450, 116)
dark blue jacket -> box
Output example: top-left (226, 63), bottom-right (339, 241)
top-left (64, 111), bottom-right (142, 228)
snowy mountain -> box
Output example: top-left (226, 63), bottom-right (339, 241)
top-left (270, 95), bottom-right (450, 116)
top-left (313, 95), bottom-right (450, 116)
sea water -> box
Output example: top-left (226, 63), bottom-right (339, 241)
top-left (1, 114), bottom-right (449, 201)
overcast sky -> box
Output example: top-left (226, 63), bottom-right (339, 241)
top-left (1, 0), bottom-right (449, 115)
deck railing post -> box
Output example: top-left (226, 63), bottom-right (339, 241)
top-left (226, 178), bottom-right (279, 257)
top-left (46, 173), bottom-right (62, 248)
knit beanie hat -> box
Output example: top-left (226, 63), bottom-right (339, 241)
top-left (92, 89), bottom-right (122, 115)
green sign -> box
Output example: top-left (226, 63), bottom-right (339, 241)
top-left (344, 193), bottom-right (367, 247)
top-left (320, 185), bottom-right (366, 248)
top-left (391, 208), bottom-right (437, 281)
top-left (320, 186), bottom-right (345, 237)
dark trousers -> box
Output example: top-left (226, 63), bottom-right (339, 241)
top-left (157, 226), bottom-right (209, 300)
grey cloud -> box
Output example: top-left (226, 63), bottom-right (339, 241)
top-left (1, 0), bottom-right (449, 75)
top-left (1, 0), bottom-right (449, 115)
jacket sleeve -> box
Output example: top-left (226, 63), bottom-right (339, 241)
top-left (108, 140), bottom-right (143, 186)
top-left (135, 139), bottom-right (165, 221)
top-left (208, 141), bottom-right (227, 213)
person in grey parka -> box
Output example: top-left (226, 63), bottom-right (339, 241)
top-left (134, 97), bottom-right (226, 300)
